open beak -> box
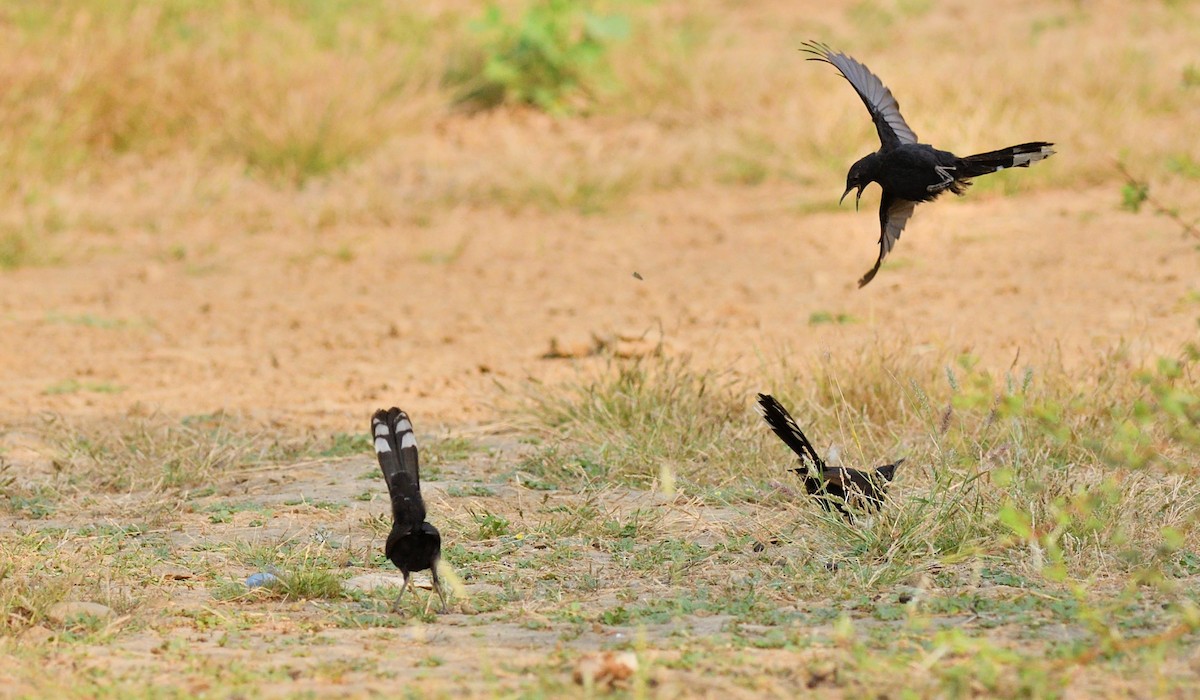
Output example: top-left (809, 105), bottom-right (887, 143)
top-left (839, 185), bottom-right (865, 211)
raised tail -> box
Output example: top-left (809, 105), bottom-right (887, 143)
top-left (756, 394), bottom-right (825, 469)
top-left (370, 407), bottom-right (427, 530)
top-left (956, 141), bottom-right (1054, 179)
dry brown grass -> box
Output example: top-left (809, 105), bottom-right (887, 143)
top-left (3, 1), bottom-right (1198, 269)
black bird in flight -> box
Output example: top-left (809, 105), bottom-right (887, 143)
top-left (371, 407), bottom-right (447, 613)
top-left (756, 393), bottom-right (901, 520)
top-left (802, 41), bottom-right (1055, 287)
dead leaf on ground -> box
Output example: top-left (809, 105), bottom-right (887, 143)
top-left (572, 651), bottom-right (638, 691)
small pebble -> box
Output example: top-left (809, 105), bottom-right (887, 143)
top-left (47, 601), bottom-right (114, 624)
top-left (344, 573), bottom-right (406, 592)
top-left (151, 564), bottom-right (194, 581)
top-left (18, 625), bottom-right (54, 644)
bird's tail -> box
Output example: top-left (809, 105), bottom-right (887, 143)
top-left (372, 408), bottom-right (424, 518)
top-left (956, 142), bottom-right (1054, 178)
top-left (756, 394), bottom-right (825, 469)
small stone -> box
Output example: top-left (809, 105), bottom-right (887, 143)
top-left (151, 564), bottom-right (194, 581)
top-left (612, 338), bottom-right (660, 359)
top-left (18, 625), bottom-right (54, 645)
top-left (46, 602), bottom-right (114, 625)
top-left (895, 585), bottom-right (921, 604)
top-left (463, 583), bottom-right (504, 598)
top-left (542, 336), bottom-right (598, 359)
top-left (344, 573), bottom-right (406, 592)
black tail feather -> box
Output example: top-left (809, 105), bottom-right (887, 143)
top-left (756, 394), bottom-right (825, 469)
top-left (956, 141), bottom-right (1054, 179)
top-left (371, 407), bottom-right (427, 530)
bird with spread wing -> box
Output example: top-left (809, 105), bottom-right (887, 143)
top-left (802, 41), bottom-right (1055, 287)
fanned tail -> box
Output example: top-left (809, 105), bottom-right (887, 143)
top-left (956, 141), bottom-right (1055, 179)
top-left (370, 407), bottom-right (426, 530)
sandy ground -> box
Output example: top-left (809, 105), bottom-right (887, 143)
top-left (1, 444), bottom-right (841, 697)
top-left (1, 180), bottom-right (1196, 431)
top-left (6, 433), bottom-right (1195, 698)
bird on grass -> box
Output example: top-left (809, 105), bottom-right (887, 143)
top-left (371, 407), bottom-right (446, 613)
top-left (756, 393), bottom-right (901, 520)
top-left (801, 41), bottom-right (1055, 287)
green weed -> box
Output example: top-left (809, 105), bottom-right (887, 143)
top-left (0, 229), bottom-right (38, 270)
top-left (1122, 181), bottom-right (1150, 212)
top-left (809, 311), bottom-right (858, 326)
top-left (43, 380), bottom-right (124, 396)
top-left (317, 432), bottom-right (371, 458)
top-left (450, 0), bottom-right (630, 114)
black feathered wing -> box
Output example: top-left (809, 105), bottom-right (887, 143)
top-left (371, 407), bottom-right (426, 531)
top-left (802, 41), bottom-right (918, 152)
top-left (859, 196), bottom-right (916, 288)
top-left (756, 394), bottom-right (825, 469)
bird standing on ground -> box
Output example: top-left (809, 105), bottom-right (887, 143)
top-left (756, 393), bottom-right (901, 520)
top-left (802, 41), bottom-right (1055, 287)
top-left (371, 407), bottom-right (447, 613)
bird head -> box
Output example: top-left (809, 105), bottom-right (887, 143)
top-left (875, 458), bottom-right (903, 482)
top-left (840, 155), bottom-right (878, 211)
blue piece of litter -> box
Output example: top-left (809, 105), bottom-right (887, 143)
top-left (246, 572), bottom-right (281, 588)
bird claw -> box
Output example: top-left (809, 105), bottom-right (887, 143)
top-left (927, 164), bottom-right (956, 192)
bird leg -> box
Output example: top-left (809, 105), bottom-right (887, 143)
top-left (431, 567), bottom-right (449, 614)
top-left (391, 572), bottom-right (414, 614)
top-left (419, 574), bottom-right (448, 617)
top-left (927, 165), bottom-right (956, 192)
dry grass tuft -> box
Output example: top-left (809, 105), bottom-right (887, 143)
top-left (519, 341), bottom-right (1200, 583)
top-left (41, 412), bottom-right (309, 493)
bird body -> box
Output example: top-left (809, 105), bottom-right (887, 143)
top-left (371, 407), bottom-right (446, 612)
top-left (792, 461), bottom-right (899, 516)
top-left (756, 393), bottom-right (900, 519)
top-left (869, 145), bottom-right (962, 201)
top-left (802, 42), bottom-right (1054, 287)
top-left (385, 521), bottom-right (442, 580)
